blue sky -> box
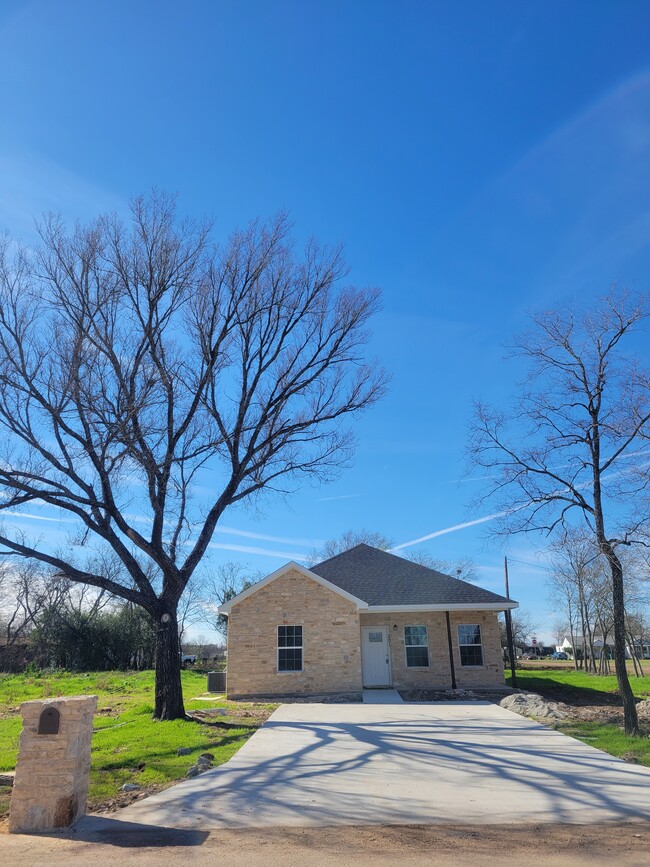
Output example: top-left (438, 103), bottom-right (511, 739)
top-left (2, 0), bottom-right (650, 641)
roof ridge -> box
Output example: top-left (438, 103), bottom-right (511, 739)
top-left (312, 541), bottom-right (370, 569)
top-left (311, 543), bottom-right (515, 606)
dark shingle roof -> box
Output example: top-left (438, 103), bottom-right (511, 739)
top-left (311, 544), bottom-right (514, 607)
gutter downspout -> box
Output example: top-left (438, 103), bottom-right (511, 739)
top-left (445, 611), bottom-right (457, 690)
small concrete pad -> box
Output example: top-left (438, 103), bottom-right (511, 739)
top-left (362, 689), bottom-right (404, 704)
top-left (81, 702), bottom-right (650, 831)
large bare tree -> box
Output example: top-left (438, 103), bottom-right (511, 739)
top-left (469, 294), bottom-right (650, 734)
top-left (0, 192), bottom-right (386, 718)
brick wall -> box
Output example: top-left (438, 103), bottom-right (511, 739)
top-left (359, 610), bottom-right (505, 689)
top-left (226, 569), bottom-right (362, 697)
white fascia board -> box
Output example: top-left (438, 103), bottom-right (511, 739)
top-left (218, 561), bottom-right (369, 616)
top-left (364, 601), bottom-right (519, 613)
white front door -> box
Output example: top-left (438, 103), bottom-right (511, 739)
top-left (361, 626), bottom-right (391, 687)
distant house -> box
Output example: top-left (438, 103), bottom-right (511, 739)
top-left (218, 544), bottom-right (518, 698)
top-left (558, 636), bottom-right (650, 661)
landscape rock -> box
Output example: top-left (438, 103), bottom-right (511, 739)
top-left (636, 700), bottom-right (650, 721)
top-left (500, 692), bottom-right (569, 721)
top-left (198, 752), bottom-right (214, 762)
top-left (186, 764), bottom-right (208, 778)
top-left (176, 747), bottom-right (191, 755)
top-left (0, 772), bottom-right (15, 787)
top-left (120, 783), bottom-right (142, 792)
top-left (621, 753), bottom-right (641, 764)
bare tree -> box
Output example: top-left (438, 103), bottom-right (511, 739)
top-left (0, 564), bottom-right (69, 649)
top-left (176, 577), bottom-right (205, 647)
top-left (200, 561), bottom-right (261, 636)
top-left (498, 609), bottom-right (538, 654)
top-left (307, 528), bottom-right (393, 565)
top-left (469, 294), bottom-right (650, 734)
top-left (548, 532), bottom-right (600, 672)
top-left (0, 563), bottom-right (111, 670)
top-left (405, 551), bottom-right (480, 582)
top-left (0, 193), bottom-right (386, 718)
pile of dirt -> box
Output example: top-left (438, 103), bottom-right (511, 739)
top-left (499, 692), bottom-right (570, 721)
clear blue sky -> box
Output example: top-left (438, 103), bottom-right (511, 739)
top-left (2, 0), bottom-right (650, 641)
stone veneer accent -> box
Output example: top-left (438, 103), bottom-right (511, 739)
top-left (226, 568), bottom-right (362, 697)
top-left (9, 695), bottom-right (98, 834)
top-left (359, 610), bottom-right (505, 689)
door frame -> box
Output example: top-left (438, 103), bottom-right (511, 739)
top-left (361, 625), bottom-right (392, 687)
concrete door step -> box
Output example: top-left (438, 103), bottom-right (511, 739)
top-left (362, 689), bottom-right (404, 704)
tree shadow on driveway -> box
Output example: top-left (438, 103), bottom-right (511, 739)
top-left (77, 702), bottom-right (650, 831)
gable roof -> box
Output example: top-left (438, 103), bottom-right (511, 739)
top-left (217, 560), bottom-right (368, 615)
top-left (311, 544), bottom-right (517, 610)
top-left (219, 543), bottom-right (517, 615)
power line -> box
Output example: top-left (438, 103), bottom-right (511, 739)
top-left (507, 557), bottom-right (552, 572)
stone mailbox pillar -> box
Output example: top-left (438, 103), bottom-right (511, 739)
top-left (9, 694), bottom-right (98, 834)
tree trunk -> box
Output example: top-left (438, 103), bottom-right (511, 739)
top-left (153, 607), bottom-right (186, 720)
top-left (604, 546), bottom-right (639, 735)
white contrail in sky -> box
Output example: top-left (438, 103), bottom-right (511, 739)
top-left (390, 511), bottom-right (512, 552)
top-left (394, 452), bottom-right (650, 554)
top-left (0, 510), bottom-right (74, 523)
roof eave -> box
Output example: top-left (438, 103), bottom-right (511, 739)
top-left (364, 601), bottom-right (518, 613)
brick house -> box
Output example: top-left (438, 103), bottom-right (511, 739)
top-left (219, 544), bottom-right (518, 698)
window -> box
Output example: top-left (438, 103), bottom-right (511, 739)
top-left (404, 625), bottom-right (429, 667)
top-left (458, 624), bottom-right (483, 666)
top-left (278, 625), bottom-right (303, 672)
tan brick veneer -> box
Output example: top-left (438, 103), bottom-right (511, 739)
top-left (9, 695), bottom-right (98, 833)
top-left (360, 610), bottom-right (505, 689)
top-left (226, 569), bottom-right (362, 697)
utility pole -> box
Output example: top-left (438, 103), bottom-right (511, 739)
top-left (504, 556), bottom-right (517, 688)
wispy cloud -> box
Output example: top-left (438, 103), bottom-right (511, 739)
top-left (207, 541), bottom-right (308, 561)
top-left (443, 474), bottom-right (495, 485)
top-left (317, 494), bottom-right (364, 502)
top-left (0, 151), bottom-right (124, 241)
top-left (214, 525), bottom-right (321, 547)
top-left (119, 513), bottom-right (320, 548)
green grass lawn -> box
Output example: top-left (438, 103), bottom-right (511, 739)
top-left (507, 667), bottom-right (650, 699)
top-left (556, 721), bottom-right (650, 766)
top-left (0, 669), bottom-right (276, 818)
top-left (506, 666), bottom-right (650, 769)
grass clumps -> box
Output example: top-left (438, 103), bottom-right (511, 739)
top-left (0, 669), bottom-right (276, 818)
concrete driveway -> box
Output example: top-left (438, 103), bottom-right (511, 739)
top-left (80, 701), bottom-right (650, 832)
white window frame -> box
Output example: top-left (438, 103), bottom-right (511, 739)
top-left (277, 624), bottom-right (303, 673)
top-left (404, 625), bottom-right (430, 668)
top-left (457, 624), bottom-right (484, 667)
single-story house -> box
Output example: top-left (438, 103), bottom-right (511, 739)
top-left (219, 543), bottom-right (518, 697)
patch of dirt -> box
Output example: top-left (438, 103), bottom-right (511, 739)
top-left (399, 688), bottom-right (512, 702)
top-left (2, 821), bottom-right (650, 865)
top-left (187, 707), bottom-right (274, 727)
top-left (88, 784), bottom-right (163, 814)
top-left (228, 692), bottom-right (363, 704)
top-left (401, 684), bottom-right (650, 729)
